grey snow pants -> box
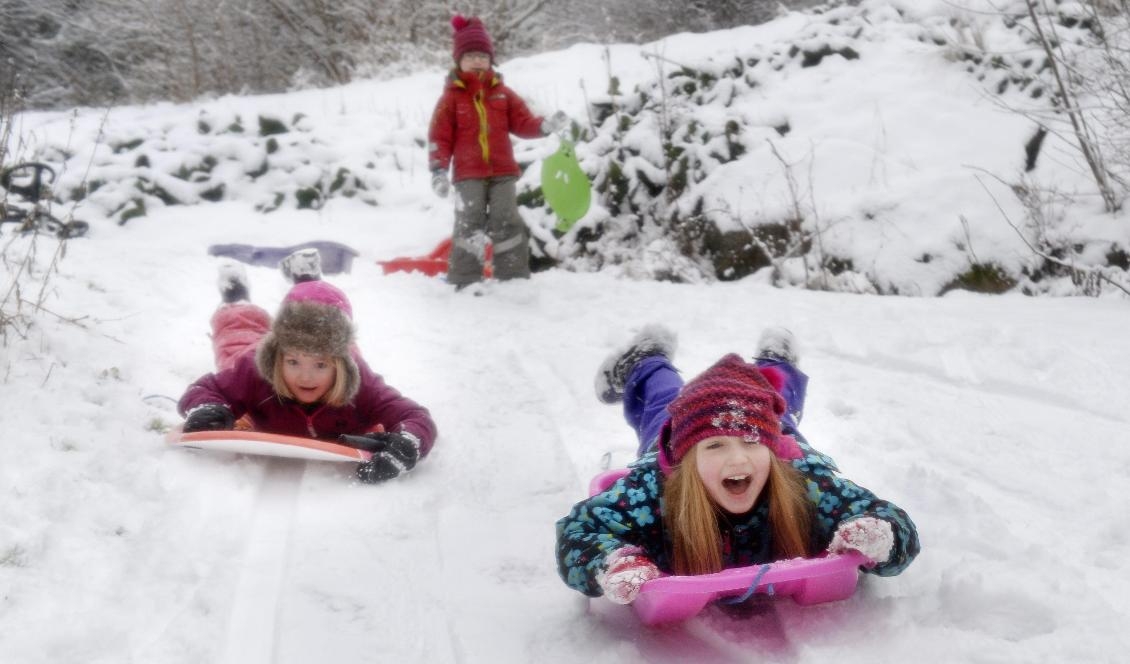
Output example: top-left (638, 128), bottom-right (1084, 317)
top-left (449, 176), bottom-right (530, 286)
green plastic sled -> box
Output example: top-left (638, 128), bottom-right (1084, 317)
top-left (541, 139), bottom-right (591, 233)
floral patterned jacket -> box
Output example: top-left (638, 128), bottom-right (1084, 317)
top-left (555, 438), bottom-right (920, 597)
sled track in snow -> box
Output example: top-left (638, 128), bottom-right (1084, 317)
top-left (584, 596), bottom-right (799, 663)
top-left (506, 349), bottom-right (587, 490)
top-left (219, 459), bottom-right (305, 664)
top-left (825, 348), bottom-right (1128, 426)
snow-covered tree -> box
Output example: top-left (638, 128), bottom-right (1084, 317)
top-left (3, 0), bottom-right (837, 109)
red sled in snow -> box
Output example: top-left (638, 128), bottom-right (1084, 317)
top-left (588, 468), bottom-right (867, 625)
top-left (377, 237), bottom-right (493, 278)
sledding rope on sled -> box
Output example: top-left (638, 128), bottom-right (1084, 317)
top-left (718, 564), bottom-right (774, 605)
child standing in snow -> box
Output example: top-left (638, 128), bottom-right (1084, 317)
top-left (427, 14), bottom-right (567, 291)
top-left (556, 325), bottom-right (919, 604)
top-left (178, 249), bottom-right (437, 484)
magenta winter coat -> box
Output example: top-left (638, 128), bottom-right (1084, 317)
top-left (178, 350), bottom-right (438, 457)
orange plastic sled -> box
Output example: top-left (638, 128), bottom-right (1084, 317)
top-left (167, 429), bottom-right (371, 463)
top-left (378, 237), bottom-right (493, 278)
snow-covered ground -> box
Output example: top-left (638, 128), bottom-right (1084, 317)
top-left (3, 2), bottom-right (1129, 662)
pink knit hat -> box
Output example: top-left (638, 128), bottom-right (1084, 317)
top-left (451, 15), bottom-right (494, 63)
top-left (658, 354), bottom-right (803, 473)
top-left (283, 280), bottom-right (352, 319)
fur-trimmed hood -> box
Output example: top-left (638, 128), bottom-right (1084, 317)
top-left (254, 282), bottom-right (360, 402)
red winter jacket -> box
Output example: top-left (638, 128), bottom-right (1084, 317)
top-left (428, 69), bottom-right (545, 182)
top-left (178, 351), bottom-right (438, 457)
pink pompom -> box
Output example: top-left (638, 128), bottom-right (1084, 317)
top-left (756, 364), bottom-right (788, 395)
top-left (451, 15), bottom-right (468, 31)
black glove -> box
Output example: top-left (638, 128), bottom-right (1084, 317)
top-left (183, 404), bottom-right (235, 432)
top-left (342, 431), bottom-right (421, 484)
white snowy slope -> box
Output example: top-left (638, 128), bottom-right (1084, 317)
top-left (2, 2), bottom-right (1129, 663)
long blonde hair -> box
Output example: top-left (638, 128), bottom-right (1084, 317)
top-left (663, 446), bottom-right (813, 576)
top-left (270, 352), bottom-right (353, 407)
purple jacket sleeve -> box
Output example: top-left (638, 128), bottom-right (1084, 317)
top-left (178, 357), bottom-right (263, 419)
top-left (353, 357), bottom-right (438, 457)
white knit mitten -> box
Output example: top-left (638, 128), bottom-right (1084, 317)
top-left (828, 517), bottom-right (894, 565)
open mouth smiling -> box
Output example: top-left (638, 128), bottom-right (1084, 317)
top-left (722, 474), bottom-right (752, 494)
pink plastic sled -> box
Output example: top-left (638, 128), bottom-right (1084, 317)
top-left (589, 468), bottom-right (867, 625)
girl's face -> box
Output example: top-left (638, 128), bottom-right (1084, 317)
top-left (459, 51), bottom-right (491, 73)
top-left (694, 434), bottom-right (772, 514)
top-left (280, 350), bottom-right (336, 404)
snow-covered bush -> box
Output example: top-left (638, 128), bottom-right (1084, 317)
top-left (520, 4), bottom-right (882, 286)
top-left (1, 75), bottom-right (82, 344)
top-left (40, 110), bottom-right (383, 225)
top-left (519, 0), bottom-right (1130, 295)
top-left (925, 0), bottom-right (1130, 295)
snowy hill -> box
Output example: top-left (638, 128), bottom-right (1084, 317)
top-left (2, 1), bottom-right (1129, 662)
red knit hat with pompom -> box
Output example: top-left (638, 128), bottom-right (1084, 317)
top-left (451, 15), bottom-right (494, 63)
top-left (658, 354), bottom-right (803, 473)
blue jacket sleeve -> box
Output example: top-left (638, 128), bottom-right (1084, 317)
top-left (555, 458), bottom-right (666, 597)
top-left (797, 453), bottom-right (920, 577)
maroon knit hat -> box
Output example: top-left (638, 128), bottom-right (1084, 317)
top-left (451, 15), bottom-right (494, 63)
top-left (658, 354), bottom-right (803, 472)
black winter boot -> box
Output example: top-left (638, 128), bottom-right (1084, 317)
top-left (217, 262), bottom-right (250, 304)
top-left (594, 324), bottom-right (677, 404)
top-left (280, 248), bottom-right (322, 284)
top-left (755, 326), bottom-right (799, 366)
